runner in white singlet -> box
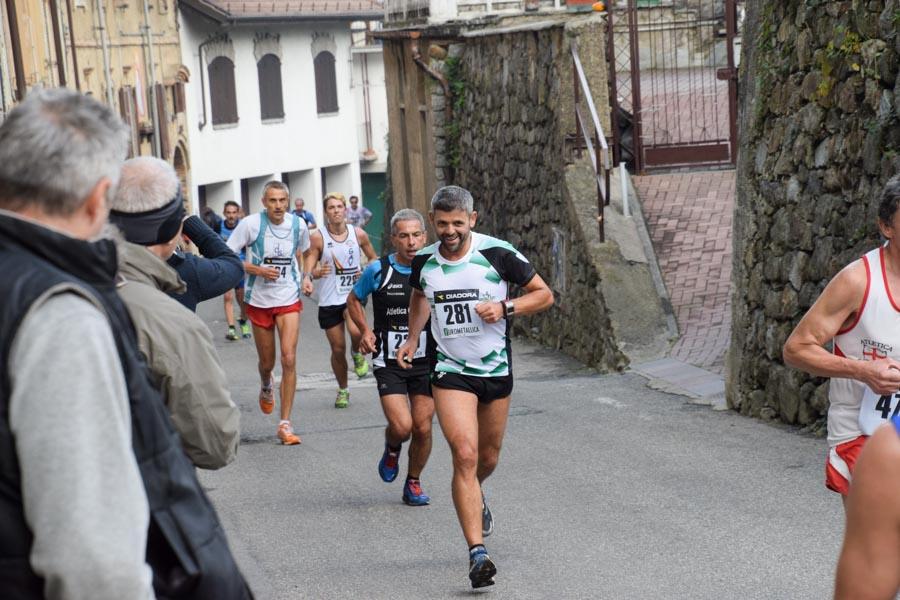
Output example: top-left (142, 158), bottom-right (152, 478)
top-left (302, 192), bottom-right (377, 408)
top-left (784, 176), bottom-right (900, 503)
top-left (227, 181), bottom-right (311, 445)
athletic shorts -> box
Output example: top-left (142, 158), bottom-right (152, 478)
top-left (246, 301), bottom-right (302, 330)
top-left (825, 435), bottom-right (868, 496)
top-left (431, 372), bottom-right (513, 404)
top-left (235, 278), bottom-right (245, 290)
top-left (318, 303), bottom-right (346, 330)
top-left (374, 363), bottom-right (432, 398)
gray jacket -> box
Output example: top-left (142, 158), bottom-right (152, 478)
top-left (117, 242), bottom-right (239, 469)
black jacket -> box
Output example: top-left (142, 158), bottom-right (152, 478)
top-left (168, 215), bottom-right (244, 311)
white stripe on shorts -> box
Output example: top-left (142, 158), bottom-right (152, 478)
top-left (829, 446), bottom-right (852, 483)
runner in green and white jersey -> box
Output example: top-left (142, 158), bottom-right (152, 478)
top-left (397, 186), bottom-right (553, 589)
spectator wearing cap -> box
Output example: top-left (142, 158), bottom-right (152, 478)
top-left (109, 156), bottom-right (240, 470)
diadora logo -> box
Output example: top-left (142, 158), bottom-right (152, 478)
top-left (862, 338), bottom-right (892, 360)
top-left (435, 289), bottom-right (478, 303)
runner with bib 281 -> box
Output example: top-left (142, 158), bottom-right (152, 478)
top-left (396, 186), bottom-right (553, 589)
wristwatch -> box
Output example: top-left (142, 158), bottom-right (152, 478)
top-left (502, 300), bottom-right (515, 318)
top-left (304, 272), bottom-right (314, 282)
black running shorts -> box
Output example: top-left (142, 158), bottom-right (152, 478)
top-left (430, 372), bottom-right (513, 404)
top-left (374, 363), bottom-right (432, 398)
top-left (318, 303), bottom-right (346, 330)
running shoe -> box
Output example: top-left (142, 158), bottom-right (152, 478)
top-left (482, 493), bottom-right (494, 537)
top-left (378, 443), bottom-right (400, 482)
top-left (277, 421), bottom-right (301, 445)
top-left (352, 352), bottom-right (369, 378)
top-left (259, 380), bottom-right (275, 414)
top-left (239, 320), bottom-right (251, 338)
top-left (335, 389), bottom-right (350, 409)
top-left (402, 479), bottom-right (430, 506)
top-left (226, 326), bottom-right (239, 341)
top-left (468, 549), bottom-right (496, 589)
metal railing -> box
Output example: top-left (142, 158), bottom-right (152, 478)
top-left (571, 40), bottom-right (611, 242)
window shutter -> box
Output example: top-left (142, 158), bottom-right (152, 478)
top-left (155, 83), bottom-right (170, 159)
top-left (174, 81), bottom-right (186, 114)
top-left (314, 51), bottom-right (338, 114)
top-left (209, 56), bottom-right (238, 125)
top-left (118, 86), bottom-right (139, 158)
top-left (257, 54), bottom-right (285, 120)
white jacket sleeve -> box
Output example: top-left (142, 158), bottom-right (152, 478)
top-left (8, 292), bottom-right (154, 600)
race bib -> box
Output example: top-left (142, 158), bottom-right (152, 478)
top-left (434, 289), bottom-right (484, 339)
top-left (336, 268), bottom-right (359, 295)
top-left (387, 331), bottom-right (426, 360)
top-left (263, 256), bottom-right (292, 284)
top-left (859, 387), bottom-right (900, 435)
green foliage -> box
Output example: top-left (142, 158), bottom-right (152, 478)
top-left (442, 56), bottom-right (467, 176)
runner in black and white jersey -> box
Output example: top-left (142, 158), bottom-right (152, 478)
top-left (303, 193), bottom-right (377, 408)
top-left (346, 209), bottom-right (435, 506)
top-left (227, 181), bottom-right (311, 446)
top-left (397, 186), bottom-right (553, 589)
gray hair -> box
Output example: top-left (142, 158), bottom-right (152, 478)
top-left (263, 180), bottom-right (290, 197)
top-left (0, 88), bottom-right (129, 215)
top-left (391, 208), bottom-right (426, 233)
top-left (430, 185), bottom-right (474, 214)
top-left (112, 156), bottom-right (179, 212)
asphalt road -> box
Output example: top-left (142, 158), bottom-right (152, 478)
top-left (196, 297), bottom-right (843, 600)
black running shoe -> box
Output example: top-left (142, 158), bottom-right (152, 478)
top-left (482, 494), bottom-right (494, 537)
top-left (468, 551), bottom-right (497, 589)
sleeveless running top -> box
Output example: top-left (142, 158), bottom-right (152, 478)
top-left (370, 255), bottom-right (429, 368)
top-left (318, 225), bottom-right (361, 307)
top-left (830, 245), bottom-right (900, 445)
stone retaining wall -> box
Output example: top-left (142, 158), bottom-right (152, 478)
top-left (728, 0), bottom-right (900, 428)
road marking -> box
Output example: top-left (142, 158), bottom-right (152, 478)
top-left (592, 396), bottom-right (625, 408)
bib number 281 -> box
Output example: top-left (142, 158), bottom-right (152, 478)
top-left (443, 303), bottom-right (472, 325)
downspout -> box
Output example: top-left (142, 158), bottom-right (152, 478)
top-left (361, 51), bottom-right (376, 160)
top-left (4, 0), bottom-right (26, 101)
top-left (197, 37), bottom-right (213, 130)
top-left (48, 0), bottom-right (67, 85)
top-left (141, 0), bottom-right (161, 157)
top-left (410, 33), bottom-right (450, 116)
top-left (65, 0), bottom-right (81, 90)
top-left (95, 0), bottom-right (115, 107)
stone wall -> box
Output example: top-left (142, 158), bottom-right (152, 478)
top-left (728, 0), bottom-right (900, 428)
top-left (453, 18), bottom-right (629, 370)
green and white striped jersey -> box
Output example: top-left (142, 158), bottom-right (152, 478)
top-left (410, 231), bottom-right (536, 377)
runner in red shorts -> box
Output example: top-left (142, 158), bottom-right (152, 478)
top-left (784, 176), bottom-right (900, 504)
top-left (227, 181), bottom-right (311, 445)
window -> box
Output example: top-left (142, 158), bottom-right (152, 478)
top-left (209, 56), bottom-right (238, 126)
top-left (257, 53), bottom-right (285, 120)
top-left (314, 51), bottom-right (338, 114)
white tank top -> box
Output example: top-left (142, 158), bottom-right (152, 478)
top-left (830, 245), bottom-right (900, 445)
top-left (318, 225), bottom-right (362, 307)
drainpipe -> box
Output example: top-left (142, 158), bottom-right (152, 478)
top-left (197, 37), bottom-right (214, 130)
top-left (4, 0), bottom-right (26, 101)
top-left (47, 0), bottom-right (68, 85)
top-left (95, 0), bottom-right (115, 107)
top-left (361, 52), bottom-right (376, 160)
top-left (142, 0), bottom-right (161, 157)
top-left (409, 33), bottom-right (451, 124)
top-left (65, 0), bottom-right (81, 90)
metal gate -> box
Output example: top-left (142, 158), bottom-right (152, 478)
top-left (608, 0), bottom-right (741, 172)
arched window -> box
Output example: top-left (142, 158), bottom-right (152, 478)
top-left (257, 53), bottom-right (284, 120)
top-left (314, 51), bottom-right (338, 114)
top-left (209, 56), bottom-right (238, 125)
